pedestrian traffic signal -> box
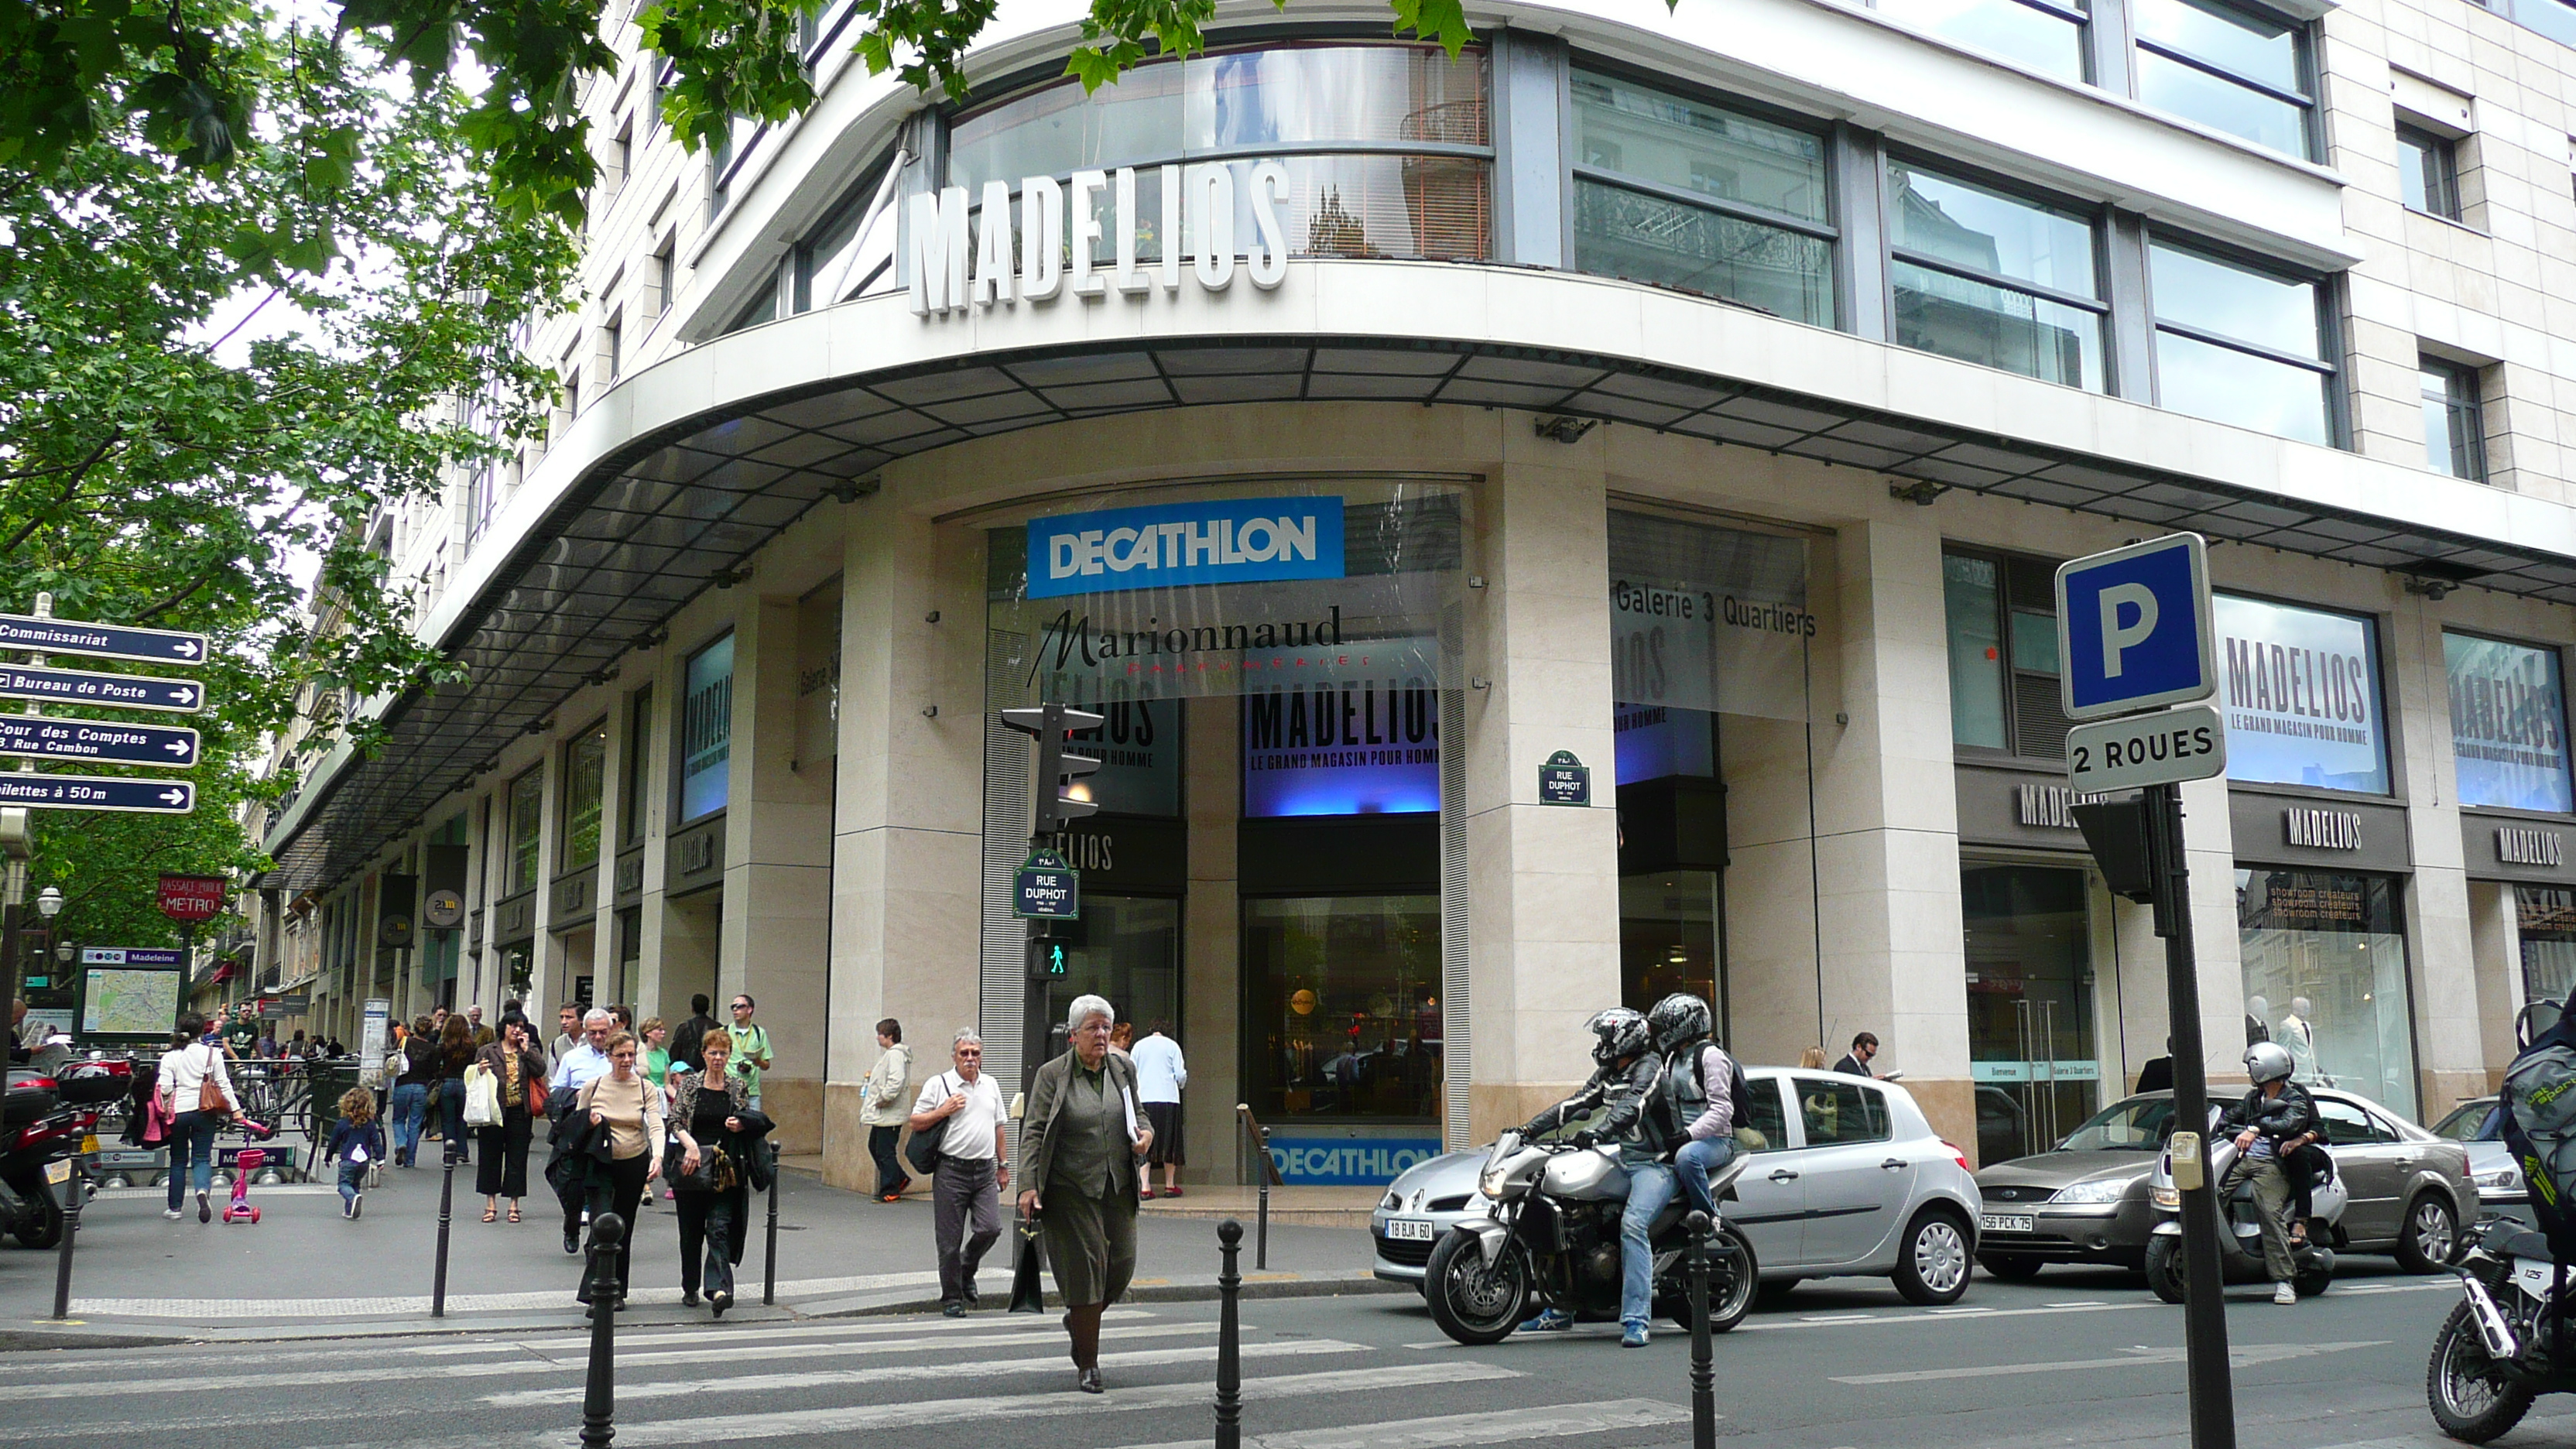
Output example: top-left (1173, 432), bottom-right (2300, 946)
top-left (999, 701), bottom-right (1105, 837)
top-left (2072, 799), bottom-right (2156, 904)
top-left (1026, 934), bottom-right (1070, 980)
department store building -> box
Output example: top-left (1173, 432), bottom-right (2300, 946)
top-left (249, 0), bottom-right (2576, 1184)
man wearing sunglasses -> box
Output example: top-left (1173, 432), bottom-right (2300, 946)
top-left (727, 995), bottom-right (772, 1112)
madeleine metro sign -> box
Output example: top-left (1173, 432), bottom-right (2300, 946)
top-left (1026, 497), bottom-right (1346, 599)
top-left (913, 161), bottom-right (1293, 317)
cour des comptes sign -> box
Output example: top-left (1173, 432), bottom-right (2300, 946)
top-left (1027, 497), bottom-right (1346, 600)
top-left (912, 161), bottom-right (1293, 317)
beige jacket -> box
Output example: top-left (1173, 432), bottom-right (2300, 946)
top-left (860, 1043), bottom-right (913, 1129)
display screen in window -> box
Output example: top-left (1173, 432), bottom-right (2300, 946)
top-left (1241, 639), bottom-right (1440, 817)
top-left (2215, 594), bottom-right (2388, 794)
top-left (2445, 633), bottom-right (2571, 814)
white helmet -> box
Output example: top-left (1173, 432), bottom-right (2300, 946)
top-left (2245, 1040), bottom-right (2293, 1085)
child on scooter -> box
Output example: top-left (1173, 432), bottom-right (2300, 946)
top-left (326, 1088), bottom-right (385, 1220)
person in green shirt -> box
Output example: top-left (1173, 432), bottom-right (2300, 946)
top-left (726, 995), bottom-right (772, 1109)
top-left (221, 1007), bottom-right (259, 1060)
top-left (639, 1018), bottom-right (673, 1091)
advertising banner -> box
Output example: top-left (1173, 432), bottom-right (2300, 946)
top-left (1606, 512), bottom-right (1810, 777)
top-left (1240, 636), bottom-right (1441, 817)
top-left (1026, 496), bottom-right (1347, 598)
top-left (2446, 632), bottom-right (2572, 814)
top-left (2215, 594), bottom-right (2389, 795)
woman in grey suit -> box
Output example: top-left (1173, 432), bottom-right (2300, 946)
top-left (1017, 994), bottom-right (1153, 1393)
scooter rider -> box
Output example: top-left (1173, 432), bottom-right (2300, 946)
top-left (2220, 1040), bottom-right (2319, 1306)
top-left (1514, 1007), bottom-right (1677, 1348)
top-left (1650, 993), bottom-right (1738, 1223)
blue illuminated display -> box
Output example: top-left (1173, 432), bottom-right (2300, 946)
top-left (1243, 668), bottom-right (1440, 817)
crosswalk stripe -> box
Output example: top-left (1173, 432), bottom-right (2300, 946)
top-left (67, 1269), bottom-right (946, 1319)
top-left (1099, 1397), bottom-right (1697, 1449)
top-left (478, 1337), bottom-right (1367, 1407)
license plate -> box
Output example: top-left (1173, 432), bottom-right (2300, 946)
top-left (1981, 1213), bottom-right (2034, 1234)
top-left (1384, 1217), bottom-right (1437, 1242)
top-left (43, 1160), bottom-right (70, 1185)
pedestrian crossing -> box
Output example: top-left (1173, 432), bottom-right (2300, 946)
top-left (0, 1304), bottom-right (1695, 1449)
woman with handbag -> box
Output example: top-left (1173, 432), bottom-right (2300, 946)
top-left (1018, 995), bottom-right (1153, 1393)
top-left (670, 1029), bottom-right (755, 1314)
top-left (435, 1016), bottom-right (477, 1166)
top-left (474, 1015), bottom-right (548, 1223)
top-left (156, 1015), bottom-right (243, 1223)
top-left (574, 1030), bottom-right (663, 1316)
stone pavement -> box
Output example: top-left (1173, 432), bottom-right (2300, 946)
top-left (0, 1149), bottom-right (1397, 1345)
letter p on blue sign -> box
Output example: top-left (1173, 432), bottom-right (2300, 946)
top-left (2054, 533), bottom-right (2218, 721)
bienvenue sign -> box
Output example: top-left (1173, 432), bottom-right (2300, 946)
top-left (1026, 497), bottom-right (1346, 600)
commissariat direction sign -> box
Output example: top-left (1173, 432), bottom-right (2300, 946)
top-left (0, 663), bottom-right (207, 713)
top-left (0, 773), bottom-right (194, 814)
top-left (2067, 703), bottom-right (2228, 793)
top-left (0, 613), bottom-right (209, 666)
top-left (0, 714), bottom-right (198, 769)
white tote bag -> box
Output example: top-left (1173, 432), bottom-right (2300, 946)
top-left (462, 1063), bottom-right (503, 1127)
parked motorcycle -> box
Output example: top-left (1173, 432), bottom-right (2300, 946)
top-left (2424, 1216), bottom-right (2576, 1441)
top-left (1, 1057), bottom-right (126, 1249)
top-left (1422, 1129), bottom-right (1758, 1345)
top-left (2143, 1122), bottom-right (2344, 1302)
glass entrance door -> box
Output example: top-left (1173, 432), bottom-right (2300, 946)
top-left (1963, 864), bottom-right (2098, 1165)
top-left (1036, 895), bottom-right (1180, 1063)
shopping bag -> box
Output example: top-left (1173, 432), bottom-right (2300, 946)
top-left (1008, 1211), bottom-right (1046, 1314)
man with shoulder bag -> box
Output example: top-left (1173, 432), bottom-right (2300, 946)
top-left (909, 1029), bottom-right (1009, 1316)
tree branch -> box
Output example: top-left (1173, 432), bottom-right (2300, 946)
top-left (0, 428), bottom-right (122, 555)
top-left (135, 569), bottom-right (220, 621)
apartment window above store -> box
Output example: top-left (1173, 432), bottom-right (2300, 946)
top-left (2131, 0), bottom-right (2316, 161)
top-left (1943, 548), bottom-right (2074, 760)
top-left (506, 765), bottom-right (543, 896)
top-left (1887, 159), bottom-right (2106, 392)
top-left (2420, 358), bottom-right (2486, 481)
top-left (560, 719), bottom-right (608, 872)
top-left (678, 634), bottom-right (734, 823)
top-left (2147, 238), bottom-right (2333, 446)
top-left (2396, 123), bottom-right (2464, 221)
top-left (620, 685), bottom-right (654, 849)
top-left (1874, 0), bottom-right (2088, 84)
top-left (1568, 70), bottom-right (1835, 328)
top-left (945, 42), bottom-right (1492, 264)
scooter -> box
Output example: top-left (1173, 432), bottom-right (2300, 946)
top-left (2143, 1118), bottom-right (2345, 1302)
top-left (0, 1062), bottom-right (119, 1249)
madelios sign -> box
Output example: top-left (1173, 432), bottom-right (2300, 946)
top-left (1027, 497), bottom-right (1346, 599)
top-left (912, 162), bottom-right (1291, 317)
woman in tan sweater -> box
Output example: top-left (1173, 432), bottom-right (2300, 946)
top-left (576, 1031), bottom-right (663, 1314)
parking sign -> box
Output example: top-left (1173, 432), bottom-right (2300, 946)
top-left (2055, 533), bottom-right (2218, 721)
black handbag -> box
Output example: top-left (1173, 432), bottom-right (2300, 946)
top-left (1008, 1211), bottom-right (1046, 1314)
top-left (904, 1072), bottom-right (954, 1177)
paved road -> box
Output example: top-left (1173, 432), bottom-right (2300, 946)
top-left (1, 1253), bottom-right (2564, 1448)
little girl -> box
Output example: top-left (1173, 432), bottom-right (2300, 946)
top-left (326, 1088), bottom-right (385, 1220)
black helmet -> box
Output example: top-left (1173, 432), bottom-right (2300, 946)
top-left (1648, 993), bottom-right (1713, 1053)
top-left (1588, 1008), bottom-right (1652, 1067)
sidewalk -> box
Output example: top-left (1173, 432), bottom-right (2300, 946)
top-left (0, 1153), bottom-right (1396, 1345)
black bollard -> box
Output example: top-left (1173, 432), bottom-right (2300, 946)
top-left (1215, 1219), bottom-right (1243, 1449)
top-left (49, 1156), bottom-right (84, 1321)
top-left (433, 1141), bottom-right (457, 1317)
top-left (1255, 1125), bottom-right (1270, 1272)
top-left (581, 1212), bottom-right (625, 1449)
top-left (763, 1139), bottom-right (780, 1307)
top-left (1685, 1210), bottom-right (1715, 1449)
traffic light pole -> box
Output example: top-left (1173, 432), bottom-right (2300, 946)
top-left (2146, 781), bottom-right (2235, 1449)
top-left (1002, 701), bottom-right (1101, 1100)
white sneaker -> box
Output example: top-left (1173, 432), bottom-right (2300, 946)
top-left (163, 1208), bottom-right (183, 1221)
top-left (2273, 1282), bottom-right (2298, 1305)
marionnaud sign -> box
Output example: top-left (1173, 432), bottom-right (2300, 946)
top-left (0, 773), bottom-right (194, 814)
top-left (0, 613), bottom-right (207, 666)
top-left (2054, 533), bottom-right (2218, 721)
top-left (1026, 497), bottom-right (1346, 600)
top-left (0, 663), bottom-right (206, 713)
top-left (913, 161), bottom-right (1290, 317)
top-left (0, 714), bottom-right (199, 769)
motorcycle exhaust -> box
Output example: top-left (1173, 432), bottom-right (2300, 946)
top-left (2461, 1273), bottom-right (2521, 1362)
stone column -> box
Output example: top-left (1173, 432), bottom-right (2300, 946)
top-left (2467, 880), bottom-right (2523, 1097)
top-left (1184, 697), bottom-right (1239, 1184)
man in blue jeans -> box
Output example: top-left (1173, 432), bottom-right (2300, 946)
top-left (1649, 994), bottom-right (1738, 1221)
top-left (1513, 1008), bottom-right (1678, 1348)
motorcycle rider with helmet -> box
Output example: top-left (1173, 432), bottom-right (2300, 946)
top-left (1513, 1006), bottom-right (1680, 1347)
top-left (2218, 1040), bottom-right (2320, 1305)
top-left (1650, 993), bottom-right (1738, 1223)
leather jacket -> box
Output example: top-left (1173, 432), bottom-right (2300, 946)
top-left (2219, 1081), bottom-right (2317, 1146)
top-left (1520, 1053), bottom-right (1677, 1156)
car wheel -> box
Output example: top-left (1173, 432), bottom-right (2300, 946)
top-left (1978, 1252), bottom-right (2046, 1283)
top-left (2396, 1194), bottom-right (2458, 1274)
top-left (1893, 1209), bottom-right (1972, 1306)
top-left (2143, 1235), bottom-right (2187, 1305)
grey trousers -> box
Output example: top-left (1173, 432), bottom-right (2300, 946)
top-left (2225, 1156), bottom-right (2297, 1282)
top-left (933, 1157), bottom-right (1002, 1303)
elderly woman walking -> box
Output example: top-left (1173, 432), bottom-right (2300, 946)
top-left (671, 1029), bottom-right (769, 1315)
top-left (1018, 995), bottom-right (1153, 1393)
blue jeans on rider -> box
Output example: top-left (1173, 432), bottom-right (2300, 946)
top-left (389, 1082), bottom-right (428, 1164)
top-left (1620, 1160), bottom-right (1678, 1330)
top-left (1673, 1136), bottom-right (1738, 1221)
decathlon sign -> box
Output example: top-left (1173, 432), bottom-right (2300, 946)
top-left (1026, 497), bottom-right (1345, 600)
top-left (912, 161), bottom-right (1292, 317)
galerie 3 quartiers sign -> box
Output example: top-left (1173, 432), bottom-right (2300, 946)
top-left (1028, 497), bottom-right (1346, 600)
top-left (912, 162), bottom-right (1293, 316)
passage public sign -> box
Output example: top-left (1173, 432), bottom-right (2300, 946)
top-left (0, 773), bottom-right (194, 814)
top-left (159, 873), bottom-right (229, 923)
top-left (0, 614), bottom-right (208, 666)
top-left (0, 714), bottom-right (199, 769)
top-left (2054, 533), bottom-right (2218, 721)
top-left (0, 663), bottom-right (207, 713)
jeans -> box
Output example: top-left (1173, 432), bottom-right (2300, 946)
top-left (389, 1083), bottom-right (429, 1163)
top-left (1620, 1161), bottom-right (1677, 1329)
top-left (166, 1112), bottom-right (221, 1211)
top-left (337, 1160), bottom-right (367, 1207)
top-left (1673, 1136), bottom-right (1739, 1221)
top-left (437, 1080), bottom-right (469, 1162)
top-left (868, 1125), bottom-right (908, 1196)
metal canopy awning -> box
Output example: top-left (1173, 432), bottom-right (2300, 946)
top-left (263, 331), bottom-right (2576, 894)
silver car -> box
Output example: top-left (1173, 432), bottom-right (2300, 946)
top-left (2430, 1095), bottom-right (2530, 1225)
top-left (1372, 1067), bottom-right (1985, 1303)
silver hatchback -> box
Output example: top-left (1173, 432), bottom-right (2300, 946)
top-left (1373, 1067), bottom-right (1987, 1303)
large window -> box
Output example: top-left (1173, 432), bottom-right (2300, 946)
top-left (1943, 550), bottom-right (2071, 759)
top-left (1889, 161), bottom-right (2105, 391)
top-left (2445, 632), bottom-right (2571, 813)
top-left (621, 686), bottom-right (653, 849)
top-left (1243, 894), bottom-right (1441, 1122)
top-left (2237, 869), bottom-right (2415, 1118)
top-left (2148, 239), bottom-right (2331, 445)
top-left (679, 635), bottom-right (734, 823)
top-left (1876, 0), bottom-right (2088, 84)
top-left (2132, 0), bottom-right (2315, 160)
top-left (947, 43), bottom-right (1492, 263)
top-left (2520, 888), bottom-right (2576, 1007)
top-left (2215, 594), bottom-right (2389, 794)
top-left (2420, 358), bottom-right (2486, 481)
top-left (1569, 70), bottom-right (1835, 327)
top-left (560, 720), bottom-right (608, 872)
top-left (506, 766), bottom-right (543, 896)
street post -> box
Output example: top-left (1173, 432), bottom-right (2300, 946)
top-left (999, 702), bottom-right (1100, 1098)
top-left (2056, 534), bottom-right (2235, 1449)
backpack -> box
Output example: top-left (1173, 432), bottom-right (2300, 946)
top-left (2503, 1041), bottom-right (2576, 1216)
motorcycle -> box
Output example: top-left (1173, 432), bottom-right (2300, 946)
top-left (2143, 1120), bottom-right (2344, 1303)
top-left (1422, 1129), bottom-right (1759, 1345)
top-left (2424, 1216), bottom-right (2576, 1441)
top-left (0, 1059), bottom-right (121, 1249)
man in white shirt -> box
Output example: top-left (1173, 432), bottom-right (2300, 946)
top-left (909, 1029), bottom-right (1009, 1315)
top-left (1131, 1022), bottom-right (1187, 1199)
top-left (546, 1009), bottom-right (616, 1255)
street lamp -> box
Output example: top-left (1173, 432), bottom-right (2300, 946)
top-left (33, 886), bottom-right (61, 922)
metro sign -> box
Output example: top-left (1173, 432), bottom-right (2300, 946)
top-left (158, 873), bottom-right (229, 923)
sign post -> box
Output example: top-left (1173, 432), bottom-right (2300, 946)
top-left (999, 703), bottom-right (1105, 1096)
top-left (2056, 533), bottom-right (2234, 1449)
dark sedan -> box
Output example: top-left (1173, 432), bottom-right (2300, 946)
top-left (1974, 1094), bottom-right (2174, 1278)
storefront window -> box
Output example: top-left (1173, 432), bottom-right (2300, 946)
top-left (1243, 894), bottom-right (1441, 1121)
top-left (2519, 887), bottom-right (2576, 1005)
top-left (2236, 868), bottom-right (2415, 1117)
top-left (679, 635), bottom-right (734, 822)
top-left (560, 721), bottom-right (607, 871)
top-left (1033, 896), bottom-right (1181, 1063)
top-left (1963, 865), bottom-right (2096, 1164)
top-left (506, 766), bottom-right (543, 896)
top-left (620, 686), bottom-right (653, 848)
top-left (2215, 594), bottom-right (2388, 794)
top-left (1621, 872), bottom-right (1723, 1021)
top-left (1942, 549), bottom-right (2069, 758)
top-left (2445, 632), bottom-right (2572, 814)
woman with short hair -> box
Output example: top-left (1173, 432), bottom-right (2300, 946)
top-left (474, 1015), bottom-right (548, 1223)
top-left (671, 1028), bottom-right (758, 1314)
top-left (575, 1030), bottom-right (663, 1316)
top-left (1018, 995), bottom-right (1153, 1393)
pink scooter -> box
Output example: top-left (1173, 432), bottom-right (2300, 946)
top-left (222, 1119), bottom-right (276, 1225)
